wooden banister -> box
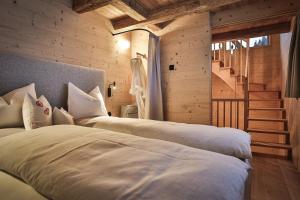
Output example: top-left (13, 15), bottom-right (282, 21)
top-left (244, 77), bottom-right (249, 131)
top-left (212, 98), bottom-right (245, 129)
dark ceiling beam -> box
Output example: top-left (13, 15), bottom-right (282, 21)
top-left (73, 0), bottom-right (163, 30)
top-left (211, 0), bottom-right (300, 28)
top-left (112, 0), bottom-right (242, 31)
top-left (110, 0), bottom-right (162, 30)
top-left (111, 0), bottom-right (148, 20)
top-left (73, 0), bottom-right (112, 13)
top-left (212, 16), bottom-right (292, 41)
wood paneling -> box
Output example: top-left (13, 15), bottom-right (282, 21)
top-left (280, 33), bottom-right (300, 171)
top-left (112, 0), bottom-right (241, 31)
top-left (131, 30), bottom-right (148, 70)
top-left (211, 0), bottom-right (300, 28)
top-left (95, 4), bottom-right (126, 19)
top-left (160, 12), bottom-right (211, 124)
top-left (0, 0), bottom-right (133, 117)
top-left (138, 0), bottom-right (181, 10)
top-left (249, 34), bottom-right (282, 90)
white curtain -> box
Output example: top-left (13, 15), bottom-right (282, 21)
top-left (145, 34), bottom-right (164, 120)
top-left (130, 58), bottom-right (147, 118)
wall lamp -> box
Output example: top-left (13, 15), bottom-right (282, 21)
top-left (108, 81), bottom-right (116, 97)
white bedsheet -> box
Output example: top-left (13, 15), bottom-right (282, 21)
top-left (0, 128), bottom-right (25, 138)
top-left (77, 116), bottom-right (252, 159)
top-left (0, 171), bottom-right (47, 200)
top-left (0, 125), bottom-right (250, 200)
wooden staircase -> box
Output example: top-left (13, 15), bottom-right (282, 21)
top-left (211, 39), bottom-right (292, 160)
top-left (246, 88), bottom-right (292, 160)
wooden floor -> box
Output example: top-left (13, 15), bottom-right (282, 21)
top-left (251, 156), bottom-right (300, 200)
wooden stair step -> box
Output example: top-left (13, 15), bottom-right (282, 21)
top-left (251, 141), bottom-right (292, 150)
top-left (248, 99), bottom-right (283, 101)
top-left (248, 108), bottom-right (285, 111)
top-left (248, 118), bottom-right (287, 122)
top-left (249, 83), bottom-right (265, 85)
top-left (247, 128), bottom-right (289, 135)
top-left (249, 83), bottom-right (266, 91)
top-left (248, 90), bottom-right (280, 93)
top-left (219, 67), bottom-right (232, 70)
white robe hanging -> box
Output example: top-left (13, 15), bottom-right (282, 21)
top-left (130, 58), bottom-right (147, 119)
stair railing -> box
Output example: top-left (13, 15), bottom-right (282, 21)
top-left (243, 76), bottom-right (249, 131)
top-left (211, 39), bottom-right (250, 131)
top-left (211, 98), bottom-right (246, 130)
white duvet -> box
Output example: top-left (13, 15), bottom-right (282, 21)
top-left (77, 117), bottom-right (252, 159)
top-left (0, 125), bottom-right (250, 200)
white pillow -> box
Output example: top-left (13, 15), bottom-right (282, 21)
top-left (0, 104), bottom-right (23, 128)
top-left (68, 82), bottom-right (108, 119)
top-left (53, 107), bottom-right (74, 125)
top-left (0, 84), bottom-right (37, 128)
top-left (89, 86), bottom-right (108, 116)
top-left (22, 94), bottom-right (52, 130)
top-left (3, 83), bottom-right (36, 104)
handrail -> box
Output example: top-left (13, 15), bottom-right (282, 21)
top-left (212, 98), bottom-right (244, 101)
top-left (244, 77), bottom-right (249, 131)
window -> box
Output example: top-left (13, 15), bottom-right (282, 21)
top-left (212, 40), bottom-right (248, 51)
top-left (249, 36), bottom-right (269, 47)
top-left (211, 36), bottom-right (270, 51)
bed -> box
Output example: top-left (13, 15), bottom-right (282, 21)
top-left (0, 52), bottom-right (252, 200)
top-left (76, 116), bottom-right (252, 160)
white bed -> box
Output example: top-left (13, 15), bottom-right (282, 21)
top-left (76, 116), bottom-right (252, 160)
top-left (0, 125), bottom-right (251, 200)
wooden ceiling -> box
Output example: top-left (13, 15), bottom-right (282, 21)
top-left (72, 0), bottom-right (297, 35)
top-left (138, 0), bottom-right (182, 10)
top-left (73, 0), bottom-right (243, 32)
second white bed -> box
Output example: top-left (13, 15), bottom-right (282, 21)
top-left (76, 116), bottom-right (252, 160)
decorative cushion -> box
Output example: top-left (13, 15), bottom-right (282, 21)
top-left (22, 94), bottom-right (52, 130)
top-left (53, 107), bottom-right (74, 125)
top-left (0, 84), bottom-right (37, 128)
top-left (3, 83), bottom-right (36, 104)
top-left (68, 82), bottom-right (108, 119)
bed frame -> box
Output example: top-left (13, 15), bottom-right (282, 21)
top-left (0, 51), bottom-right (252, 200)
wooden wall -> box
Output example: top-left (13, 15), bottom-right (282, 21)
top-left (131, 31), bottom-right (148, 72)
top-left (160, 12), bottom-right (211, 124)
top-left (280, 33), bottom-right (300, 171)
top-left (0, 0), bottom-right (133, 116)
top-left (249, 34), bottom-right (282, 90)
top-left (130, 31), bottom-right (149, 104)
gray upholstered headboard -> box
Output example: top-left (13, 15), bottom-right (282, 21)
top-left (0, 52), bottom-right (105, 109)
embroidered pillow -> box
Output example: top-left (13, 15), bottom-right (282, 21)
top-left (22, 94), bottom-right (52, 130)
top-left (68, 82), bottom-right (108, 119)
top-left (53, 107), bottom-right (74, 125)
